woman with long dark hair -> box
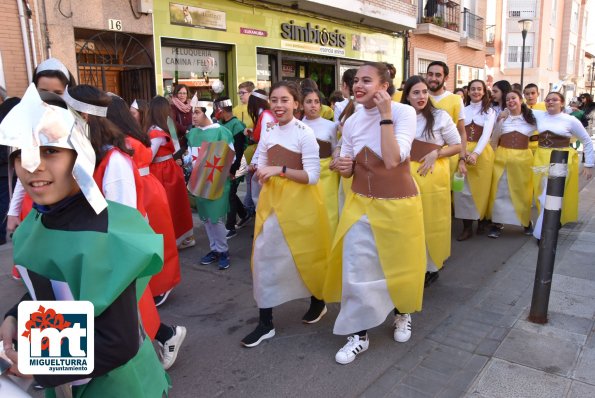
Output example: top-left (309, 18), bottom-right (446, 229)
top-left (491, 80), bottom-right (512, 116)
top-left (487, 90), bottom-right (535, 238)
top-left (147, 96), bottom-right (195, 249)
top-left (455, 79), bottom-right (496, 241)
top-left (401, 75), bottom-right (461, 285)
top-left (130, 98), bottom-right (150, 132)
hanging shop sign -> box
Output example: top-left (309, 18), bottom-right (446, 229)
top-left (169, 2), bottom-right (226, 31)
top-left (162, 46), bottom-right (223, 77)
top-left (279, 20), bottom-right (346, 56)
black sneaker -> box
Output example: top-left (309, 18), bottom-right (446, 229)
top-left (302, 300), bottom-right (327, 324)
top-left (523, 222), bottom-right (534, 236)
top-left (487, 227), bottom-right (502, 239)
top-left (226, 229), bottom-right (237, 239)
top-left (235, 215), bottom-right (252, 229)
top-left (424, 271), bottom-right (439, 287)
top-left (154, 289), bottom-right (172, 307)
top-left (241, 323), bottom-right (275, 347)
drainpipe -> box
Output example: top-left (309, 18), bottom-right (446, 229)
top-left (24, 0), bottom-right (38, 67)
top-left (17, 0), bottom-right (33, 83)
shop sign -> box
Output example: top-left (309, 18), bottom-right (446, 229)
top-left (169, 2), bottom-right (226, 31)
top-left (240, 27), bottom-right (267, 37)
top-left (351, 34), bottom-right (392, 55)
top-left (282, 64), bottom-right (296, 77)
top-left (280, 21), bottom-right (346, 48)
top-left (162, 47), bottom-right (223, 77)
top-left (280, 40), bottom-right (345, 57)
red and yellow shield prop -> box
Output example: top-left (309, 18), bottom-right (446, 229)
top-left (187, 141), bottom-right (235, 200)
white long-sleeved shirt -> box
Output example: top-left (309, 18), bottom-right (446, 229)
top-left (464, 101), bottom-right (496, 155)
top-left (7, 179), bottom-right (25, 217)
top-left (103, 150), bottom-right (137, 208)
top-left (341, 102), bottom-right (416, 162)
top-left (500, 114), bottom-right (536, 136)
top-left (533, 111), bottom-right (594, 167)
top-left (301, 116), bottom-right (339, 150)
top-left (415, 109), bottom-right (461, 146)
top-left (250, 110), bottom-right (276, 166)
top-left (256, 118), bottom-right (321, 184)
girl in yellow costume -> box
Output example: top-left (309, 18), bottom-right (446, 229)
top-left (531, 92), bottom-right (594, 239)
top-left (241, 81), bottom-right (332, 348)
top-left (455, 79), bottom-right (496, 241)
top-left (301, 88), bottom-right (340, 233)
top-left (400, 76), bottom-right (461, 286)
top-left (327, 62), bottom-right (425, 365)
top-left (487, 90), bottom-right (535, 238)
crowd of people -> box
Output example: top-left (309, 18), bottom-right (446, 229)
top-left (0, 56), bottom-right (593, 395)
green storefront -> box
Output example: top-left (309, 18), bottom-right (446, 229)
top-left (153, 0), bottom-right (404, 101)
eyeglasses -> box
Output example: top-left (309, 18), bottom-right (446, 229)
top-left (238, 91), bottom-right (249, 96)
top-left (178, 91), bottom-right (188, 95)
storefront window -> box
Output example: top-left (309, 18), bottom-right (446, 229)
top-left (257, 53), bottom-right (273, 91)
top-left (161, 45), bottom-right (227, 98)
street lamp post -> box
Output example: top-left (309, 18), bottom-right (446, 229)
top-left (518, 19), bottom-right (533, 90)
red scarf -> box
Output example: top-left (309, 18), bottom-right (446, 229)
top-left (172, 96), bottom-right (192, 114)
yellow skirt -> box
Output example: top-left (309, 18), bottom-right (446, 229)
top-left (464, 142), bottom-right (494, 219)
top-left (533, 147), bottom-right (579, 225)
top-left (318, 157), bottom-right (340, 234)
top-left (324, 191), bottom-right (426, 314)
top-left (488, 146), bottom-right (533, 226)
top-left (253, 176), bottom-right (332, 299)
top-left (411, 158), bottom-right (451, 269)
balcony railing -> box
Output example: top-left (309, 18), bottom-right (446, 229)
top-left (462, 9), bottom-right (484, 42)
top-left (486, 25), bottom-right (495, 46)
top-left (419, 1), bottom-right (461, 33)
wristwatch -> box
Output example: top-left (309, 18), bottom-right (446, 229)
top-left (280, 165), bottom-right (287, 177)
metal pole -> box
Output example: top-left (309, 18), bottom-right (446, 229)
top-left (528, 150), bottom-right (569, 324)
top-left (520, 28), bottom-right (527, 90)
top-left (591, 60), bottom-right (594, 96)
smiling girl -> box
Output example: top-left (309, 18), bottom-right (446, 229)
top-left (325, 63), bottom-right (425, 364)
top-left (455, 79), bottom-right (496, 241)
top-left (401, 75), bottom-right (461, 286)
top-left (241, 81), bottom-right (331, 348)
top-left (301, 88), bottom-right (340, 232)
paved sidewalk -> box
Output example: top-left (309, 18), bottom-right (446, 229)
top-left (358, 177), bottom-right (595, 398)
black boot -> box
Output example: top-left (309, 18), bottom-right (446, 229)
top-left (241, 308), bottom-right (275, 348)
top-left (457, 219), bottom-right (473, 241)
top-left (302, 296), bottom-right (327, 324)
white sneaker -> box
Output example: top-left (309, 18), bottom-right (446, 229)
top-left (335, 335), bottom-right (369, 365)
top-left (393, 313), bottom-right (412, 343)
top-left (178, 236), bottom-right (196, 250)
top-left (159, 325), bottom-right (187, 370)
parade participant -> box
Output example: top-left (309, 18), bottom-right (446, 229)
top-left (66, 86), bottom-right (186, 370)
top-left (532, 92), bottom-right (594, 239)
top-left (491, 80), bottom-right (512, 116)
top-left (425, 61), bottom-right (468, 176)
top-left (213, 97), bottom-right (249, 239)
top-left (401, 76), bottom-right (461, 286)
top-left (170, 84), bottom-right (192, 150)
top-left (245, 89), bottom-right (276, 208)
top-left (300, 78), bottom-right (334, 121)
top-left (107, 96), bottom-right (181, 307)
top-left (241, 81), bottom-right (331, 348)
top-left (0, 99), bottom-right (20, 245)
top-left (147, 96), bottom-right (195, 249)
top-left (186, 101), bottom-right (235, 270)
top-left (455, 79), bottom-right (496, 241)
top-left (301, 88), bottom-right (340, 232)
top-left (487, 90), bottom-right (535, 238)
top-left (130, 98), bottom-right (149, 131)
top-left (334, 69), bottom-right (358, 124)
top-left (523, 84), bottom-right (545, 110)
top-left (0, 86), bottom-right (169, 396)
top-left (454, 88), bottom-right (466, 100)
top-left (325, 62), bottom-right (425, 364)
top-left (232, 81), bottom-right (255, 129)
top-left (329, 90), bottom-right (344, 112)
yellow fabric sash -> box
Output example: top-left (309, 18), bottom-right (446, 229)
top-left (318, 157), bottom-right (340, 234)
top-left (465, 142), bottom-right (494, 219)
top-left (253, 176), bottom-right (331, 299)
top-left (488, 146), bottom-right (533, 226)
top-left (533, 147), bottom-right (579, 225)
top-left (411, 158), bottom-right (451, 268)
top-left (324, 192), bottom-right (426, 314)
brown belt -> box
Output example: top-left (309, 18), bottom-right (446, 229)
top-left (266, 144), bottom-right (303, 170)
top-left (410, 139), bottom-right (442, 162)
top-left (317, 139), bottom-right (333, 159)
top-left (351, 146), bottom-right (418, 199)
top-left (498, 131), bottom-right (529, 149)
top-left (465, 122), bottom-right (484, 143)
top-left (538, 131), bottom-right (571, 148)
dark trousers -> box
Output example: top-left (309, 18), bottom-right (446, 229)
top-left (0, 176), bottom-right (10, 244)
top-left (226, 178), bottom-right (247, 231)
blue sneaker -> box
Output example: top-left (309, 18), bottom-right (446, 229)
top-left (218, 251), bottom-right (230, 270)
top-left (200, 251), bottom-right (219, 265)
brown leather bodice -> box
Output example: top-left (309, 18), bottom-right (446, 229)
top-left (317, 139), bottom-right (333, 159)
top-left (465, 122), bottom-right (484, 143)
top-left (351, 146), bottom-right (418, 199)
top-left (498, 131), bottom-right (529, 149)
top-left (266, 145), bottom-right (304, 170)
top-left (410, 139), bottom-right (442, 162)
top-left (538, 131), bottom-right (571, 148)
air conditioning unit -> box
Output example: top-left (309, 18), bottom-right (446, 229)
top-left (137, 0), bottom-right (153, 14)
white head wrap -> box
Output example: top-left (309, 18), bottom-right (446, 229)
top-left (213, 99), bottom-right (233, 109)
top-left (0, 84), bottom-right (107, 214)
top-left (35, 58), bottom-right (70, 80)
top-left (131, 99), bottom-right (139, 110)
top-left (62, 86), bottom-right (108, 117)
top-left (191, 93), bottom-right (214, 119)
top-left (250, 91), bottom-right (269, 101)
